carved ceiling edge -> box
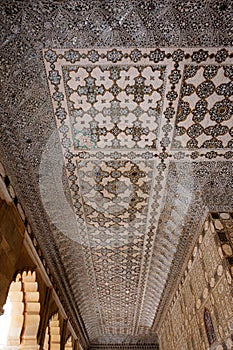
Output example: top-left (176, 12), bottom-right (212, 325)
top-left (89, 345), bottom-right (159, 350)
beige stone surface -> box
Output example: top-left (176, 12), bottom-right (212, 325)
top-left (158, 215), bottom-right (233, 350)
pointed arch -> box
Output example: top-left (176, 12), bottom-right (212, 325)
top-left (65, 335), bottom-right (73, 350)
top-left (49, 312), bottom-right (61, 350)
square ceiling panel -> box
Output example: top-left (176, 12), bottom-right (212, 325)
top-left (44, 48), bottom-right (172, 152)
top-left (172, 64), bottom-right (233, 149)
top-left (62, 64), bottom-right (166, 150)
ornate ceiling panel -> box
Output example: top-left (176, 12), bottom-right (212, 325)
top-left (0, 1), bottom-right (233, 349)
top-left (41, 47), bottom-right (233, 346)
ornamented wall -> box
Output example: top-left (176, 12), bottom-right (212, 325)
top-left (0, 162), bottom-right (82, 350)
top-left (157, 213), bottom-right (233, 350)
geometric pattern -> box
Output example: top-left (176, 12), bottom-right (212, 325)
top-left (78, 159), bottom-right (153, 232)
top-left (63, 65), bottom-right (166, 149)
top-left (172, 65), bottom-right (233, 149)
top-left (73, 158), bottom-right (154, 336)
top-left (42, 47), bottom-right (233, 346)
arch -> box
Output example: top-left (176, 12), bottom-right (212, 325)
top-left (204, 308), bottom-right (216, 345)
top-left (65, 335), bottom-right (73, 350)
top-left (43, 312), bottom-right (62, 350)
top-left (49, 312), bottom-right (61, 350)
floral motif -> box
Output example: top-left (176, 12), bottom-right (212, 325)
top-left (125, 76), bottom-right (153, 103)
top-left (184, 65), bottom-right (199, 79)
top-left (216, 81), bottom-right (233, 97)
top-left (187, 123), bottom-right (204, 138)
top-left (215, 48), bottom-right (229, 63)
top-left (196, 80), bottom-right (215, 98)
top-left (182, 83), bottom-right (195, 96)
top-left (48, 70), bottom-right (61, 85)
top-left (224, 66), bottom-right (233, 79)
top-left (44, 49), bottom-right (58, 63)
top-left (172, 49), bottom-right (184, 62)
top-left (203, 65), bottom-right (218, 80)
top-left (149, 49), bottom-right (165, 63)
top-left (130, 49), bottom-right (142, 62)
top-left (164, 107), bottom-right (175, 120)
top-left (74, 130), bottom-right (96, 149)
top-left (125, 121), bottom-right (149, 142)
top-left (168, 70), bottom-right (181, 84)
top-left (210, 99), bottom-right (233, 123)
top-left (107, 49), bottom-right (123, 63)
top-left (53, 91), bottom-right (64, 102)
top-left (166, 91), bottom-right (178, 101)
top-left (87, 50), bottom-right (100, 63)
top-left (77, 76), bottom-right (105, 104)
top-left (192, 100), bottom-right (208, 122)
top-left (191, 49), bottom-right (208, 63)
top-left (64, 50), bottom-right (80, 63)
top-left (205, 124), bottom-right (228, 137)
top-left (55, 107), bottom-right (67, 121)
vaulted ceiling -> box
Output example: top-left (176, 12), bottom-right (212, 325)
top-left (0, 1), bottom-right (232, 349)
